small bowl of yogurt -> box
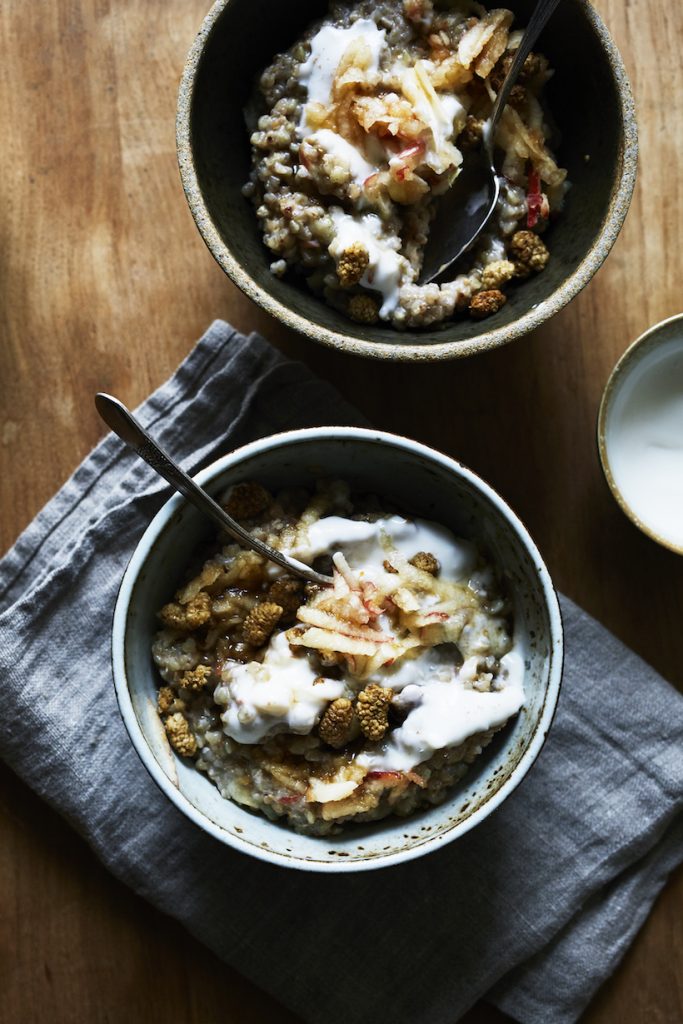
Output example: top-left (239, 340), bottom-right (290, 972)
top-left (598, 314), bottom-right (683, 554)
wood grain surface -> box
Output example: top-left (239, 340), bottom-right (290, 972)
top-left (1, 0), bottom-right (682, 1021)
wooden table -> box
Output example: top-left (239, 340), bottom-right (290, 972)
top-left (1, 0), bottom-right (681, 1020)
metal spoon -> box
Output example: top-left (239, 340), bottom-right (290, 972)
top-left (95, 393), bottom-right (333, 587)
top-left (419, 0), bottom-right (562, 285)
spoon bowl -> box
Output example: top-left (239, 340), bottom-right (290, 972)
top-left (420, 151), bottom-right (500, 285)
top-left (419, 0), bottom-right (563, 285)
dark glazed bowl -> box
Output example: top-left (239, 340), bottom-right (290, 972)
top-left (177, 0), bottom-right (637, 361)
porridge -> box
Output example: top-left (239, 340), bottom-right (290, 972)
top-left (243, 0), bottom-right (568, 329)
top-left (152, 480), bottom-right (525, 835)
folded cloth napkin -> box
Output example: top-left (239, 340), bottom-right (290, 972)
top-left (1, 321), bottom-right (682, 1024)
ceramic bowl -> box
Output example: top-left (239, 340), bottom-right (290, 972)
top-left (177, 0), bottom-right (637, 361)
top-left (597, 313), bottom-right (683, 555)
top-left (112, 427), bottom-right (563, 871)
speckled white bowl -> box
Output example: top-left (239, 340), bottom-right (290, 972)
top-left (112, 427), bottom-right (563, 871)
top-left (597, 313), bottom-right (683, 554)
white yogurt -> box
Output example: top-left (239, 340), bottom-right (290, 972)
top-left (220, 513), bottom-right (524, 767)
top-left (366, 643), bottom-right (459, 692)
top-left (216, 632), bottom-right (346, 744)
top-left (358, 649), bottom-right (525, 771)
top-left (291, 513), bottom-right (478, 581)
top-left (299, 20), bottom-right (385, 121)
top-left (307, 128), bottom-right (377, 186)
top-left (328, 209), bottom-right (405, 317)
top-left (394, 60), bottom-right (464, 175)
top-left (605, 330), bottom-right (683, 550)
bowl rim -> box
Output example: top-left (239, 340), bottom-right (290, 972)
top-left (112, 426), bottom-right (564, 872)
top-left (596, 312), bottom-right (683, 556)
top-left (176, 0), bottom-right (638, 362)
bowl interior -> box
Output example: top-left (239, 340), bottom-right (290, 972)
top-left (119, 432), bottom-right (561, 869)
top-left (598, 314), bottom-right (683, 555)
top-left (183, 0), bottom-right (632, 355)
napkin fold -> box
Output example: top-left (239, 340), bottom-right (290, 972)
top-left (1, 320), bottom-right (681, 1024)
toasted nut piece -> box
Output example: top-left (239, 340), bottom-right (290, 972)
top-left (157, 686), bottom-right (175, 715)
top-left (520, 52), bottom-right (546, 80)
top-left (242, 602), bottom-right (283, 647)
top-left (319, 698), bottom-right (355, 748)
top-left (481, 259), bottom-right (516, 290)
top-left (223, 481), bottom-right (271, 520)
top-left (160, 591), bottom-right (211, 631)
top-left (410, 551), bottom-right (440, 575)
top-left (469, 289), bottom-right (507, 319)
top-left (383, 559), bottom-right (399, 574)
top-left (337, 242), bottom-right (370, 287)
top-left (510, 230), bottom-right (549, 272)
top-left (180, 665), bottom-right (212, 692)
top-left (490, 50), bottom-right (545, 91)
top-left (357, 684), bottom-right (393, 741)
top-left (509, 84), bottom-right (527, 106)
top-left (165, 713), bottom-right (197, 757)
top-left (348, 294), bottom-right (379, 324)
top-left (458, 115), bottom-right (484, 151)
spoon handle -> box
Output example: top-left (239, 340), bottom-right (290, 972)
top-left (488, 0), bottom-right (563, 138)
top-left (95, 393), bottom-right (332, 587)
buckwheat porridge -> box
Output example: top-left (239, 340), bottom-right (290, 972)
top-left (152, 480), bottom-right (525, 835)
top-left (243, 0), bottom-right (568, 329)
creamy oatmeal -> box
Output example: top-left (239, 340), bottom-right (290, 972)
top-left (243, 0), bottom-right (567, 329)
top-left (152, 480), bottom-right (525, 835)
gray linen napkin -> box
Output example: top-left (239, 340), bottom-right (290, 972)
top-left (1, 320), bottom-right (682, 1024)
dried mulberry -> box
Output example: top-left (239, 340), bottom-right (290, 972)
top-left (266, 577), bottom-right (304, 623)
top-left (348, 294), bottom-right (379, 324)
top-left (481, 259), bottom-right (516, 291)
top-left (224, 481), bottom-right (272, 520)
top-left (157, 686), bottom-right (175, 715)
top-left (469, 289), bottom-right (507, 319)
top-left (165, 713), bottom-right (197, 757)
top-left (357, 684), bottom-right (393, 742)
top-left (242, 602), bottom-right (283, 647)
top-left (410, 551), bottom-right (440, 575)
top-left (180, 665), bottom-right (212, 692)
top-left (318, 698), bottom-right (355, 748)
top-left (337, 243), bottom-right (370, 287)
top-left (510, 230), bottom-right (549, 272)
top-left (160, 591), bottom-right (211, 631)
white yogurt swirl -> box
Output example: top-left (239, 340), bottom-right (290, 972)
top-left (217, 514), bottom-right (524, 769)
top-left (215, 632), bottom-right (347, 744)
top-left (298, 21), bottom-right (386, 118)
